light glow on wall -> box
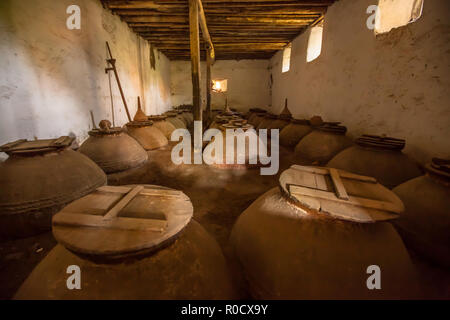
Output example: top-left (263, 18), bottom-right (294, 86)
top-left (212, 79), bottom-right (227, 93)
top-left (375, 0), bottom-right (424, 34)
top-left (307, 25), bottom-right (323, 63)
top-left (282, 44), bottom-right (291, 73)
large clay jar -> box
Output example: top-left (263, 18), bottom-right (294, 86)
top-left (210, 114), bottom-right (241, 130)
top-left (164, 112), bottom-right (186, 129)
top-left (256, 114), bottom-right (277, 130)
top-left (204, 120), bottom-right (263, 169)
top-left (79, 122), bottom-right (148, 173)
top-left (393, 158), bottom-right (450, 268)
top-left (280, 119), bottom-right (313, 149)
top-left (174, 111), bottom-right (188, 127)
top-left (0, 137), bottom-right (106, 239)
top-left (327, 135), bottom-right (422, 189)
top-left (230, 165), bottom-right (420, 299)
top-left (209, 118), bottom-right (229, 130)
top-left (295, 123), bottom-right (353, 165)
top-left (247, 108), bottom-right (266, 123)
top-left (211, 109), bottom-right (223, 119)
top-left (15, 185), bottom-right (237, 299)
top-left (179, 106), bottom-right (194, 127)
top-left (249, 112), bottom-right (267, 127)
top-left (267, 115), bottom-right (291, 131)
top-left (125, 120), bottom-right (168, 151)
top-left (148, 115), bottom-right (176, 140)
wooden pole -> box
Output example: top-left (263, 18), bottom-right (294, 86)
top-left (189, 0), bottom-right (202, 157)
top-left (206, 47), bottom-right (212, 124)
top-left (197, 0), bottom-right (215, 63)
top-left (105, 41), bottom-right (132, 122)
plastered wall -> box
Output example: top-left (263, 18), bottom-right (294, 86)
top-left (0, 0), bottom-right (171, 157)
top-left (270, 0), bottom-right (450, 164)
top-left (170, 60), bottom-right (271, 112)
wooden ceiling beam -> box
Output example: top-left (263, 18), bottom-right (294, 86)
top-left (129, 23), bottom-right (310, 29)
top-left (113, 10), bottom-right (323, 17)
top-left (104, 0), bottom-right (333, 8)
top-left (155, 43), bottom-right (287, 50)
top-left (124, 15), bottom-right (316, 25)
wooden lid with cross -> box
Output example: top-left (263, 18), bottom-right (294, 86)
top-left (52, 185), bottom-right (193, 258)
top-left (0, 136), bottom-right (75, 156)
top-left (279, 165), bottom-right (404, 223)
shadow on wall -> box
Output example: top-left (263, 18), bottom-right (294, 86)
top-left (0, 0), bottom-right (148, 145)
top-left (0, 1), bottom-right (37, 141)
top-left (0, 0), bottom-right (98, 143)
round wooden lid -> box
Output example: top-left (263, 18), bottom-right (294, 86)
top-left (52, 185), bottom-right (193, 258)
top-left (164, 112), bottom-right (177, 118)
top-left (356, 134), bottom-right (405, 151)
top-left (279, 165), bottom-right (404, 223)
top-left (291, 119), bottom-right (310, 125)
top-left (315, 122), bottom-right (347, 135)
top-left (0, 136), bottom-right (74, 155)
top-left (88, 127), bottom-right (123, 136)
top-left (425, 158), bottom-right (450, 183)
top-left (249, 108), bottom-right (266, 113)
top-left (126, 120), bottom-right (154, 128)
top-left (148, 115), bottom-right (167, 121)
top-left (220, 122), bottom-right (253, 131)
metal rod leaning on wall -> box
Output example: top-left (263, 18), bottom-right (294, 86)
top-left (105, 41), bottom-right (132, 122)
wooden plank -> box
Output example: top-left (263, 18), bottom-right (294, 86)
top-left (140, 189), bottom-right (183, 197)
top-left (314, 173), bottom-right (328, 191)
top-left (97, 185), bottom-right (183, 197)
top-left (289, 185), bottom-right (403, 214)
top-left (97, 185), bottom-right (131, 194)
top-left (290, 165), bottom-right (377, 183)
top-left (53, 213), bottom-right (167, 232)
top-left (329, 168), bottom-right (349, 200)
top-left (103, 185), bottom-right (144, 220)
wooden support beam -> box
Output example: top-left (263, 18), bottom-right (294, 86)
top-left (198, 0), bottom-right (215, 63)
top-left (189, 0), bottom-right (202, 156)
top-left (206, 47), bottom-right (212, 123)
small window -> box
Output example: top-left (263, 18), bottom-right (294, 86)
top-left (375, 0), bottom-right (424, 34)
top-left (282, 44), bottom-right (291, 73)
top-left (306, 23), bottom-right (323, 63)
top-left (212, 79), bottom-right (227, 93)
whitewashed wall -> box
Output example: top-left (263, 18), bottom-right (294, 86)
top-left (270, 0), bottom-right (450, 164)
top-left (170, 60), bottom-right (271, 112)
top-left (0, 0), bottom-right (172, 156)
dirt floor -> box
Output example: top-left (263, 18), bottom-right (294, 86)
top-left (0, 145), bottom-right (449, 299)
